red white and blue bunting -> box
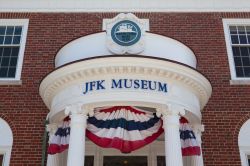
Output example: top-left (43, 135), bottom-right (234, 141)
top-left (86, 106), bottom-right (163, 153)
top-left (180, 117), bottom-right (201, 156)
top-left (47, 106), bottom-right (200, 156)
top-left (47, 116), bottom-right (70, 154)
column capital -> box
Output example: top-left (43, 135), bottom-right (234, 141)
top-left (156, 104), bottom-right (185, 117)
top-left (64, 103), bottom-right (91, 116)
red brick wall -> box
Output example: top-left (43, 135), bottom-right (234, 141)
top-left (0, 12), bottom-right (250, 166)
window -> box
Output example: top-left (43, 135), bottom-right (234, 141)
top-left (157, 156), bottom-right (165, 166)
top-left (85, 156), bottom-right (94, 166)
top-left (223, 19), bottom-right (250, 84)
top-left (0, 19), bottom-right (28, 84)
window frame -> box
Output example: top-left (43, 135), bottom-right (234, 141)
top-left (0, 19), bottom-right (29, 85)
top-left (223, 19), bottom-right (250, 84)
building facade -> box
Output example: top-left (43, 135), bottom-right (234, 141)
top-left (0, 1), bottom-right (250, 166)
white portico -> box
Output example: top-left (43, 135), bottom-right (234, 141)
top-left (40, 13), bottom-right (212, 166)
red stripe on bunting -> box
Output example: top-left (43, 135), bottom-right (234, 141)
top-left (180, 117), bottom-right (189, 123)
top-left (48, 144), bottom-right (69, 155)
top-left (86, 125), bottom-right (164, 153)
top-left (99, 106), bottom-right (146, 114)
top-left (182, 146), bottom-right (201, 156)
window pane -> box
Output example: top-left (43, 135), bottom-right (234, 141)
top-left (248, 35), bottom-right (250, 44)
top-left (231, 35), bottom-right (239, 44)
top-left (6, 26), bottom-right (14, 35)
top-left (1, 57), bottom-right (10, 67)
top-left (232, 47), bottom-right (240, 56)
top-left (103, 156), bottom-right (148, 166)
top-left (12, 36), bottom-right (21, 44)
top-left (230, 26), bottom-right (237, 34)
top-left (8, 67), bottom-right (16, 78)
top-left (0, 154), bottom-right (4, 165)
top-left (236, 67), bottom-right (244, 77)
top-left (238, 26), bottom-right (246, 34)
top-left (14, 26), bottom-right (22, 35)
top-left (85, 156), bottom-right (94, 166)
top-left (0, 48), bottom-right (3, 56)
top-left (0, 27), bottom-right (6, 35)
top-left (157, 156), bottom-right (165, 166)
top-left (0, 67), bottom-right (8, 77)
top-left (242, 57), bottom-right (250, 66)
top-left (11, 47), bottom-right (19, 57)
top-left (4, 36), bottom-right (12, 44)
top-left (240, 47), bottom-right (249, 56)
top-left (3, 48), bottom-right (11, 57)
top-left (247, 26), bottom-right (250, 34)
top-left (0, 36), bottom-right (4, 44)
top-left (243, 67), bottom-right (250, 77)
top-left (234, 57), bottom-right (242, 66)
top-left (239, 35), bottom-right (247, 44)
top-left (10, 57), bottom-right (18, 67)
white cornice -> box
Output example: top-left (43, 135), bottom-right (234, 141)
top-left (0, 0), bottom-right (250, 13)
top-left (39, 57), bottom-right (212, 110)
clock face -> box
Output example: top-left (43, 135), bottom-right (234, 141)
top-left (111, 20), bottom-right (141, 46)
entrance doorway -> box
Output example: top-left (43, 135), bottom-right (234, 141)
top-left (103, 156), bottom-right (147, 166)
top-left (83, 138), bottom-right (191, 166)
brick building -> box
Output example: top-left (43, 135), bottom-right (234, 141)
top-left (0, 1), bottom-right (250, 166)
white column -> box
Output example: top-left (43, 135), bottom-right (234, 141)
top-left (47, 154), bottom-right (60, 166)
top-left (191, 125), bottom-right (204, 166)
top-left (46, 123), bottom-right (60, 166)
top-left (161, 105), bottom-right (185, 166)
top-left (65, 104), bottom-right (88, 166)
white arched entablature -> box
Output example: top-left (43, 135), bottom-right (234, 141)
top-left (55, 32), bottom-right (197, 68)
top-left (239, 119), bottom-right (250, 166)
top-left (0, 118), bottom-right (13, 166)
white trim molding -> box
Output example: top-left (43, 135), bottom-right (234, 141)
top-left (0, 19), bottom-right (29, 84)
top-left (0, 0), bottom-right (250, 12)
top-left (222, 19), bottom-right (250, 85)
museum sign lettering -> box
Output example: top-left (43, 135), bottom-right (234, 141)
top-left (82, 79), bottom-right (168, 95)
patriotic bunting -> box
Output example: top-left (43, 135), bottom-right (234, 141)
top-left (86, 106), bottom-right (163, 153)
top-left (47, 117), bottom-right (70, 155)
top-left (180, 117), bottom-right (201, 156)
top-left (47, 106), bottom-right (201, 156)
